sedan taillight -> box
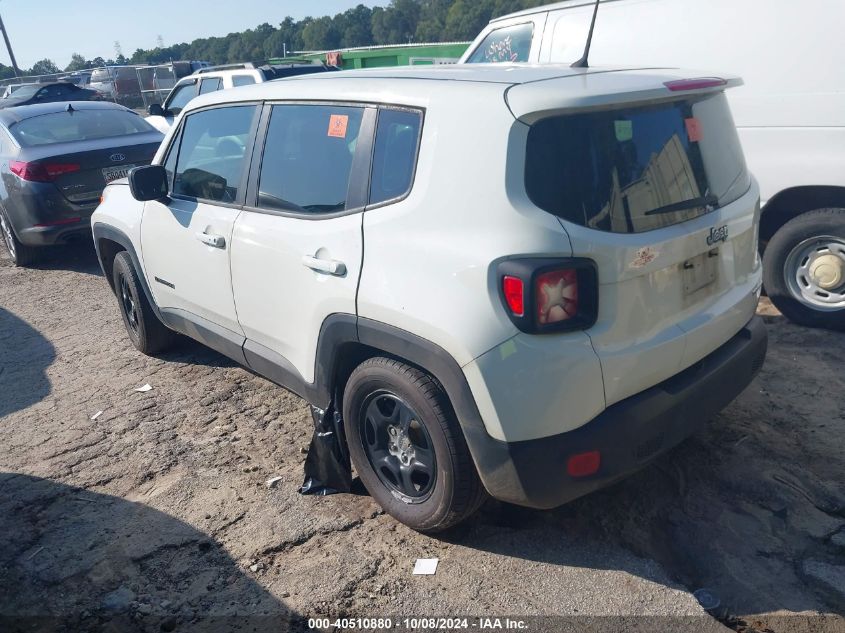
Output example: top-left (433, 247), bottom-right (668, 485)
top-left (10, 160), bottom-right (80, 183)
top-left (498, 258), bottom-right (598, 334)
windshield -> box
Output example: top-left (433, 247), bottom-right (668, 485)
top-left (90, 69), bottom-right (112, 83)
top-left (165, 82), bottom-right (196, 115)
top-left (8, 85), bottom-right (39, 99)
top-left (466, 22), bottom-right (534, 63)
top-left (10, 109), bottom-right (156, 147)
top-left (525, 92), bottom-right (749, 233)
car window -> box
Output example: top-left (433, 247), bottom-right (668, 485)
top-left (9, 109), bottom-right (156, 147)
top-left (370, 109), bottom-right (422, 205)
top-left (166, 82), bottom-right (196, 115)
top-left (90, 69), bottom-right (112, 83)
top-left (465, 23), bottom-right (534, 63)
top-left (172, 105), bottom-right (256, 203)
top-left (232, 75), bottom-right (256, 87)
top-left (199, 77), bottom-right (223, 95)
top-left (524, 92), bottom-right (749, 233)
top-left (257, 104), bottom-right (364, 213)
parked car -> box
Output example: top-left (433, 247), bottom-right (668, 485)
top-left (92, 65), bottom-right (767, 531)
top-left (89, 66), bottom-right (144, 105)
top-left (0, 101), bottom-right (163, 265)
top-left (461, 0), bottom-right (845, 331)
top-left (144, 62), bottom-right (338, 133)
top-left (0, 82), bottom-right (102, 109)
top-left (1, 83), bottom-right (37, 99)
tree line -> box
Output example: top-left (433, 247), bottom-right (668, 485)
top-left (0, 0), bottom-right (548, 78)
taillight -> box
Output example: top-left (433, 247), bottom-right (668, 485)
top-left (536, 269), bottom-right (578, 325)
top-left (498, 258), bottom-right (598, 334)
top-left (502, 276), bottom-right (525, 317)
top-left (10, 160), bottom-right (81, 183)
top-left (664, 77), bottom-right (726, 92)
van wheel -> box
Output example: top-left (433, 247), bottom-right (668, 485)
top-left (0, 206), bottom-right (38, 267)
top-left (763, 208), bottom-right (845, 331)
top-left (112, 251), bottom-right (177, 355)
top-left (343, 357), bottom-right (485, 532)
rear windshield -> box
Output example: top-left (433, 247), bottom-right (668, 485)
top-left (10, 110), bottom-right (155, 147)
top-left (525, 92), bottom-right (749, 233)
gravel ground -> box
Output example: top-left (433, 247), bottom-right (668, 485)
top-left (0, 244), bottom-right (843, 633)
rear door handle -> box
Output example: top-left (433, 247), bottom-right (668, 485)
top-left (196, 232), bottom-right (226, 249)
top-left (302, 255), bottom-right (346, 276)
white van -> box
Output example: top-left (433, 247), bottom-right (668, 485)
top-left (462, 0), bottom-right (845, 330)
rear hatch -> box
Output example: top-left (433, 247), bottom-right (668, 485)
top-left (514, 71), bottom-right (761, 405)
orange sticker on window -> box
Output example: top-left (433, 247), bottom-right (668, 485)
top-left (328, 114), bottom-right (349, 138)
top-left (685, 117), bottom-right (703, 142)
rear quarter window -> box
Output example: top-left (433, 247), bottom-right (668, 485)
top-left (370, 109), bottom-right (422, 205)
top-left (525, 92), bottom-right (749, 233)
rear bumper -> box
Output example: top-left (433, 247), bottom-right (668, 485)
top-left (467, 316), bottom-right (767, 509)
top-left (5, 188), bottom-right (97, 246)
top-left (19, 221), bottom-right (92, 246)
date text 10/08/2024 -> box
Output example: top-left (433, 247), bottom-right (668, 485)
top-left (307, 618), bottom-right (529, 630)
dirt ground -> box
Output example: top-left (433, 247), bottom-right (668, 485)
top-left (0, 244), bottom-right (843, 633)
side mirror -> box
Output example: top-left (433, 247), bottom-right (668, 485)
top-left (147, 103), bottom-right (164, 116)
top-left (129, 165), bottom-right (168, 202)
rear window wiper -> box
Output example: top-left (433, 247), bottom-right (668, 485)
top-left (645, 195), bottom-right (719, 216)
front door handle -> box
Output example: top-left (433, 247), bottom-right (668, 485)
top-left (196, 232), bottom-right (226, 249)
top-left (302, 255), bottom-right (346, 276)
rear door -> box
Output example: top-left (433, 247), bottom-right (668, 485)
top-left (522, 89), bottom-right (759, 405)
top-left (231, 102), bottom-right (374, 384)
top-left (141, 103), bottom-right (259, 334)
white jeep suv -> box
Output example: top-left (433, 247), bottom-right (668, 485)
top-left (92, 65), bottom-right (768, 532)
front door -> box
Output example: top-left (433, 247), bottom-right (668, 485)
top-left (231, 103), bottom-right (375, 384)
top-left (141, 103), bottom-right (259, 334)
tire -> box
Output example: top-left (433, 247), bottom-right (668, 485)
top-left (0, 206), bottom-right (39, 267)
top-left (112, 251), bottom-right (178, 355)
top-left (763, 208), bottom-right (845, 331)
top-left (343, 357), bottom-right (486, 532)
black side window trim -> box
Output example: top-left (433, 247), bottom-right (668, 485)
top-left (243, 101), bottom-right (378, 221)
top-left (163, 102), bottom-right (262, 208)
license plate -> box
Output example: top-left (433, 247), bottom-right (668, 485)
top-left (102, 164), bottom-right (135, 183)
top-left (683, 250), bottom-right (719, 295)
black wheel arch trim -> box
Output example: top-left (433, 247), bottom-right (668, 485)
top-left (92, 222), bottom-right (165, 323)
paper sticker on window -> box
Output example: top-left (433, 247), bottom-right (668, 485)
top-left (614, 120), bottom-right (633, 142)
top-left (328, 114), bottom-right (349, 138)
top-left (685, 117), bottom-right (703, 142)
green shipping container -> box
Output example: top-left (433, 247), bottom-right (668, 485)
top-left (271, 42), bottom-right (471, 70)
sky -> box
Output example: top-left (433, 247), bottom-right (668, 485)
top-left (0, 0), bottom-right (391, 69)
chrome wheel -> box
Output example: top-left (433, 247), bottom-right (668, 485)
top-left (0, 210), bottom-right (16, 259)
top-left (784, 236), bottom-right (845, 311)
top-left (119, 273), bottom-right (140, 334)
top-left (360, 392), bottom-right (436, 502)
